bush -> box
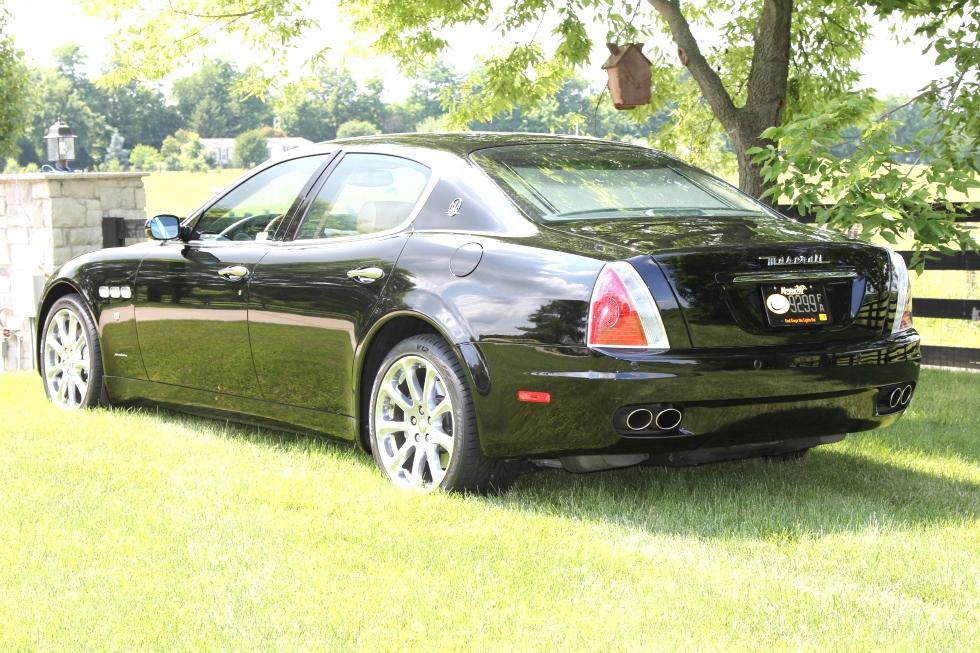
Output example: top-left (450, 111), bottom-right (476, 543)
top-left (233, 129), bottom-right (268, 168)
top-left (129, 144), bottom-right (161, 171)
top-left (336, 120), bottom-right (381, 138)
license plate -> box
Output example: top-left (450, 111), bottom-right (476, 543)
top-left (761, 283), bottom-right (832, 327)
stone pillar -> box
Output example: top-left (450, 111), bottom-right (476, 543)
top-left (0, 172), bottom-right (148, 372)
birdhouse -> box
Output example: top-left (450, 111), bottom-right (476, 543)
top-left (602, 43), bottom-right (652, 110)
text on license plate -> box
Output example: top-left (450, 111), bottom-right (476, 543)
top-left (761, 283), bottom-right (832, 326)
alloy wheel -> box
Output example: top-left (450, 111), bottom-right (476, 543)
top-left (374, 354), bottom-right (455, 490)
top-left (44, 307), bottom-right (91, 409)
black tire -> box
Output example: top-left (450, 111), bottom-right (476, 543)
top-left (369, 334), bottom-right (519, 494)
top-left (40, 293), bottom-right (105, 409)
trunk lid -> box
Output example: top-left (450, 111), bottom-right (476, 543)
top-left (549, 216), bottom-right (893, 349)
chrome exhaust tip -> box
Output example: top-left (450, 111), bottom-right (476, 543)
top-left (625, 408), bottom-right (654, 431)
top-left (900, 384), bottom-right (913, 405)
top-left (654, 408), bottom-right (683, 431)
top-left (889, 387), bottom-right (903, 408)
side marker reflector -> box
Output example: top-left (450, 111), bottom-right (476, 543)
top-left (518, 391), bottom-right (551, 403)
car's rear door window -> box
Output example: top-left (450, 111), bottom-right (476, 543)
top-left (294, 154), bottom-right (432, 240)
top-left (472, 143), bottom-right (768, 221)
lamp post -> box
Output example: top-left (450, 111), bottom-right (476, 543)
top-left (44, 118), bottom-right (77, 172)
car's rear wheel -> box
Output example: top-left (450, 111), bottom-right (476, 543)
top-left (369, 335), bottom-right (518, 493)
top-left (41, 293), bottom-right (104, 409)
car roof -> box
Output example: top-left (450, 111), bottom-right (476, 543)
top-left (323, 132), bottom-right (648, 158)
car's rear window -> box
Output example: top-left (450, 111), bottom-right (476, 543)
top-left (471, 143), bottom-right (769, 221)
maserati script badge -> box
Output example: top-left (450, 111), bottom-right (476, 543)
top-left (446, 198), bottom-right (463, 217)
top-left (759, 253), bottom-right (826, 266)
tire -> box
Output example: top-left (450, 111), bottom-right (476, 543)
top-left (369, 334), bottom-right (519, 494)
top-left (40, 293), bottom-right (105, 409)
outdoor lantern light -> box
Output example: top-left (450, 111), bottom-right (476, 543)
top-left (44, 118), bottom-right (77, 171)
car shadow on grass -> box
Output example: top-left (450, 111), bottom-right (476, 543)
top-left (499, 439), bottom-right (980, 539)
top-left (141, 394), bottom-right (979, 541)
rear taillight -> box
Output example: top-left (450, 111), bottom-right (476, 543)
top-left (888, 250), bottom-right (913, 334)
top-left (587, 262), bottom-right (669, 350)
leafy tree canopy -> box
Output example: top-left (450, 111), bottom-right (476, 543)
top-left (85, 0), bottom-right (979, 255)
top-left (0, 5), bottom-right (34, 159)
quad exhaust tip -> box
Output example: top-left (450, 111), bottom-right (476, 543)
top-left (625, 407), bottom-right (683, 432)
top-left (888, 384), bottom-right (914, 408)
top-left (625, 408), bottom-right (654, 431)
top-left (654, 408), bottom-right (683, 431)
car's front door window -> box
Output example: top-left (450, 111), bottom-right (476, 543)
top-left (294, 154), bottom-right (432, 240)
top-left (192, 155), bottom-right (328, 242)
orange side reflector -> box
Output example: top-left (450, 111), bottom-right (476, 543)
top-left (518, 391), bottom-right (551, 403)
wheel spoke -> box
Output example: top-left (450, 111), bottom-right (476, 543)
top-left (403, 360), bottom-right (424, 405)
top-left (386, 441), bottom-right (413, 475)
top-left (59, 374), bottom-right (71, 402)
top-left (421, 366), bottom-right (436, 411)
top-left (376, 420), bottom-right (408, 436)
top-left (46, 363), bottom-right (63, 382)
top-left (46, 334), bottom-right (65, 356)
top-left (430, 397), bottom-right (451, 418)
top-left (386, 385), bottom-right (414, 414)
top-left (429, 429), bottom-right (453, 451)
top-left (410, 447), bottom-right (426, 487)
top-left (425, 445), bottom-right (446, 484)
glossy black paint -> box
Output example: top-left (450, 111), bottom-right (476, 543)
top-left (37, 133), bottom-right (920, 463)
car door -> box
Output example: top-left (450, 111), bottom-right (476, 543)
top-left (134, 153), bottom-right (334, 397)
top-left (248, 152), bottom-right (435, 415)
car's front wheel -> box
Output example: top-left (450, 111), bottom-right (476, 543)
top-left (369, 335), bottom-right (518, 493)
top-left (40, 293), bottom-right (104, 409)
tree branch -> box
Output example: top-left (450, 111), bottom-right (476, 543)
top-left (646, 0), bottom-right (740, 133)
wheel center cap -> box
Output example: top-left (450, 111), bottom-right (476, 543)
top-left (419, 421), bottom-right (427, 434)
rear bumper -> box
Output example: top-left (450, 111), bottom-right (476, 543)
top-left (472, 330), bottom-right (920, 457)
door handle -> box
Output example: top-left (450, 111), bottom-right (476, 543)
top-left (347, 267), bottom-right (385, 283)
top-left (218, 265), bottom-right (249, 281)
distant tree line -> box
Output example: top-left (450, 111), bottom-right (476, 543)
top-left (2, 44), bottom-right (671, 173)
top-left (0, 41), bottom-right (936, 175)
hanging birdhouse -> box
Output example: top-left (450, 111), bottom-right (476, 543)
top-left (602, 43), bottom-right (652, 110)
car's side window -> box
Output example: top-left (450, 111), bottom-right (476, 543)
top-left (294, 154), bottom-right (432, 240)
top-left (192, 155), bottom-right (328, 242)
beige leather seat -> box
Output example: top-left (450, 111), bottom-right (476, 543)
top-left (356, 201), bottom-right (415, 234)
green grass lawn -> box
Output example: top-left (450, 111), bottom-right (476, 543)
top-left (1, 369), bottom-right (978, 651)
top-left (143, 169), bottom-right (248, 219)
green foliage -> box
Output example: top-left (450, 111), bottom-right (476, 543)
top-left (128, 144), bottom-right (161, 171)
top-left (335, 119), bottom-right (381, 138)
top-left (179, 139), bottom-right (214, 172)
top-left (233, 129), bottom-right (268, 168)
top-left (749, 93), bottom-right (979, 269)
top-left (0, 8), bottom-right (33, 159)
top-left (172, 58), bottom-right (272, 137)
top-left (749, 2), bottom-right (980, 266)
top-left (277, 68), bottom-right (386, 141)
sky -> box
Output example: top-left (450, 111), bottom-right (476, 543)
top-left (6, 0), bottom-right (949, 102)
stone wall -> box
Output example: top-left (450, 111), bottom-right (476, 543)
top-left (0, 172), bottom-right (148, 372)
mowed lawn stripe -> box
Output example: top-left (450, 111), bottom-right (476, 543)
top-left (0, 369), bottom-right (977, 651)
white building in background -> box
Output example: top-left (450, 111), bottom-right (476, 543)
top-left (198, 138), bottom-right (235, 165)
top-left (199, 136), bottom-right (314, 166)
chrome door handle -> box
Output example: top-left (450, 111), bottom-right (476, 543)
top-left (218, 265), bottom-right (249, 280)
top-left (347, 267), bottom-right (385, 283)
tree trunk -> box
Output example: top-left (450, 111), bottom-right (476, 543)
top-left (648, 0), bottom-right (793, 203)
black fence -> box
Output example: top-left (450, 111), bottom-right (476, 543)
top-left (786, 206), bottom-right (979, 371)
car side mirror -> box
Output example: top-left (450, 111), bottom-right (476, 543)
top-left (146, 215), bottom-right (182, 241)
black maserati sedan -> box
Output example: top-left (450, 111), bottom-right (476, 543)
top-left (36, 133), bottom-right (919, 493)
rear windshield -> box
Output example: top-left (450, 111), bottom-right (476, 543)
top-left (471, 143), bottom-right (769, 221)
